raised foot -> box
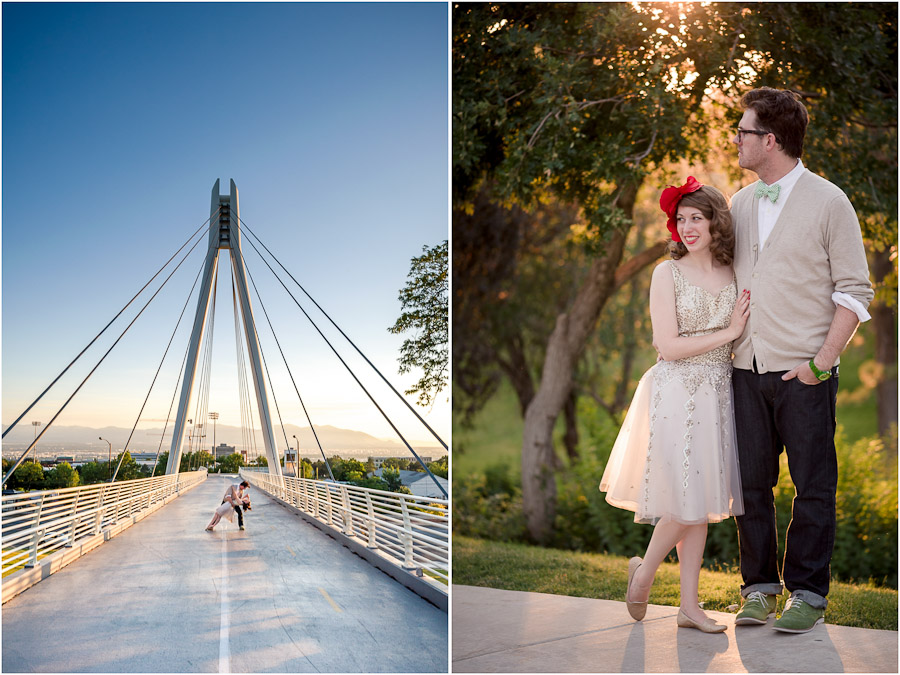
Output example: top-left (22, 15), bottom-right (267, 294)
top-left (626, 556), bottom-right (648, 621)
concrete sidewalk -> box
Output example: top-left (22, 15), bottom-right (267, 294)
top-left (452, 585), bottom-right (897, 673)
top-left (3, 475), bottom-right (447, 673)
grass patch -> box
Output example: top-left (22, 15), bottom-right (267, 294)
top-left (453, 380), bottom-right (525, 476)
top-left (453, 535), bottom-right (898, 632)
top-left (2, 548), bottom-right (51, 578)
top-left (425, 569), bottom-right (449, 586)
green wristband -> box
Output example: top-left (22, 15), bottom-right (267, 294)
top-left (809, 359), bottom-right (832, 381)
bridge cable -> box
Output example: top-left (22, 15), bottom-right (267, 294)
top-left (231, 274), bottom-right (258, 462)
top-left (201, 275), bottom-right (218, 466)
top-left (3, 214), bottom-right (217, 440)
top-left (240, 230), bottom-right (447, 498)
top-left (111, 260), bottom-right (207, 481)
top-left (2, 225), bottom-right (211, 487)
top-left (240, 218), bottom-right (447, 452)
top-left (241, 250), bottom-right (336, 481)
top-left (245, 281), bottom-right (294, 477)
top-left (151, 341), bottom-right (192, 477)
top-left (186, 265), bottom-right (217, 473)
top-left (229, 272), bottom-right (248, 458)
top-left (151, 284), bottom-right (204, 478)
top-left (150, 254), bottom-right (217, 477)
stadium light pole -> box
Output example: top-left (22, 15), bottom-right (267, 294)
top-left (99, 437), bottom-right (111, 481)
top-left (209, 413), bottom-right (219, 467)
top-left (31, 421), bottom-right (41, 464)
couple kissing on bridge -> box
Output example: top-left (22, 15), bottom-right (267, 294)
top-left (206, 480), bottom-right (251, 531)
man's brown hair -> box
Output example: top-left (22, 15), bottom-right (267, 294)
top-left (741, 87), bottom-right (809, 159)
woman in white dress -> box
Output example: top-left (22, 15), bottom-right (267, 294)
top-left (600, 177), bottom-right (749, 633)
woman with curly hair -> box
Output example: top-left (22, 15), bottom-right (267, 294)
top-left (600, 177), bottom-right (749, 633)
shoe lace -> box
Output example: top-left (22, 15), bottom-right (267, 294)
top-left (783, 595), bottom-right (805, 612)
top-left (746, 590), bottom-right (768, 606)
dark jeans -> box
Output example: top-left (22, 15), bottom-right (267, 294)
top-left (222, 499), bottom-right (244, 527)
top-left (732, 367), bottom-right (839, 609)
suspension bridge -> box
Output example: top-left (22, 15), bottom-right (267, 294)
top-left (1, 180), bottom-right (448, 673)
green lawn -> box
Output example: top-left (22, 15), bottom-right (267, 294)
top-left (454, 535), bottom-right (898, 632)
top-left (452, 380), bottom-right (525, 476)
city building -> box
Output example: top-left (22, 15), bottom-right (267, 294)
top-left (373, 468), bottom-right (448, 499)
top-left (214, 443), bottom-right (236, 460)
top-left (369, 456), bottom-right (433, 469)
top-left (130, 453), bottom-right (158, 467)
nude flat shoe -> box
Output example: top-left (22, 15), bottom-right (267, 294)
top-left (677, 607), bottom-right (727, 633)
top-left (626, 556), bottom-right (648, 621)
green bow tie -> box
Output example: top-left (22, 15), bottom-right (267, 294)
top-left (755, 182), bottom-right (781, 203)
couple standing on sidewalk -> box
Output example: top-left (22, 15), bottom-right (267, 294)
top-left (600, 87), bottom-right (873, 634)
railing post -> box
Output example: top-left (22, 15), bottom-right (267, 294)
top-left (26, 528), bottom-right (45, 568)
top-left (25, 494), bottom-right (47, 568)
top-left (340, 486), bottom-right (353, 536)
top-left (324, 485), bottom-right (334, 526)
top-left (66, 492), bottom-right (81, 547)
top-left (93, 486), bottom-right (105, 535)
top-left (112, 485), bottom-right (122, 524)
top-left (399, 497), bottom-right (415, 570)
top-left (34, 493), bottom-right (46, 530)
top-left (364, 491), bottom-right (377, 549)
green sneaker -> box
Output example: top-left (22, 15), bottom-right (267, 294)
top-left (735, 590), bottom-right (777, 625)
top-left (773, 594), bottom-right (824, 633)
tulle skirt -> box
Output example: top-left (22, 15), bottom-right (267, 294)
top-left (599, 360), bottom-right (744, 525)
top-left (215, 501), bottom-right (236, 522)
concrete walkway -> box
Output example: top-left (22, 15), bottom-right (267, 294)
top-left (2, 475), bottom-right (447, 673)
top-left (452, 585), bottom-right (897, 673)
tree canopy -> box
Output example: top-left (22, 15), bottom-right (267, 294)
top-left (453, 1), bottom-right (897, 542)
top-left (389, 240), bottom-right (449, 407)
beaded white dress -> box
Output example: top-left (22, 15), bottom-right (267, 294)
top-left (600, 261), bottom-right (744, 525)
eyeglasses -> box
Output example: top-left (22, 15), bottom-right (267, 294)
top-left (734, 127), bottom-right (773, 142)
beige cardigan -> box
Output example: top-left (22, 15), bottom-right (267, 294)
top-left (731, 170), bottom-right (873, 372)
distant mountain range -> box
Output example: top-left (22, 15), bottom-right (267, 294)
top-left (0, 422), bottom-right (445, 457)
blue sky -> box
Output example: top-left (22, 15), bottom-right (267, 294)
top-left (2, 2), bottom-right (449, 451)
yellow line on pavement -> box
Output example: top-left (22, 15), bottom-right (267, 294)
top-left (286, 546), bottom-right (295, 557)
top-left (319, 587), bottom-right (342, 613)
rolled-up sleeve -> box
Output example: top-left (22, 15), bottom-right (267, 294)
top-left (827, 193), bottom-right (874, 310)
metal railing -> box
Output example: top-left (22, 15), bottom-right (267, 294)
top-left (1, 471), bottom-right (207, 577)
top-left (241, 469), bottom-right (448, 584)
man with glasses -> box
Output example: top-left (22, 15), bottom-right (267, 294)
top-left (728, 87), bottom-right (872, 633)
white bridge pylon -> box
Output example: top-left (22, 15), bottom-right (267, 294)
top-left (165, 179), bottom-right (283, 481)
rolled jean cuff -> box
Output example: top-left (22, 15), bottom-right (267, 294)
top-left (790, 589), bottom-right (828, 610)
top-left (742, 582), bottom-right (783, 598)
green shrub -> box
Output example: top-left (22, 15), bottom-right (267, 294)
top-left (453, 465), bottom-right (526, 542)
top-left (455, 400), bottom-right (898, 588)
top-left (830, 434), bottom-right (898, 587)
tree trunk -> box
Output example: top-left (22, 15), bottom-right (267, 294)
top-left (521, 181), bottom-right (638, 543)
top-left (563, 390), bottom-right (579, 463)
top-left (498, 332), bottom-right (536, 416)
top-left (871, 247), bottom-right (898, 437)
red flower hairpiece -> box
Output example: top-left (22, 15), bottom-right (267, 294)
top-left (659, 176), bottom-right (703, 242)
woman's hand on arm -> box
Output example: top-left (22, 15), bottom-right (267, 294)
top-left (651, 264), bottom-right (750, 361)
top-left (728, 289), bottom-right (751, 341)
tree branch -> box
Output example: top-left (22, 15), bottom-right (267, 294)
top-left (624, 128), bottom-right (658, 165)
top-left (527, 95), bottom-right (631, 149)
top-left (613, 240), bottom-right (669, 292)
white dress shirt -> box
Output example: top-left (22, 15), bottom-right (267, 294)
top-left (757, 160), bottom-right (870, 322)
